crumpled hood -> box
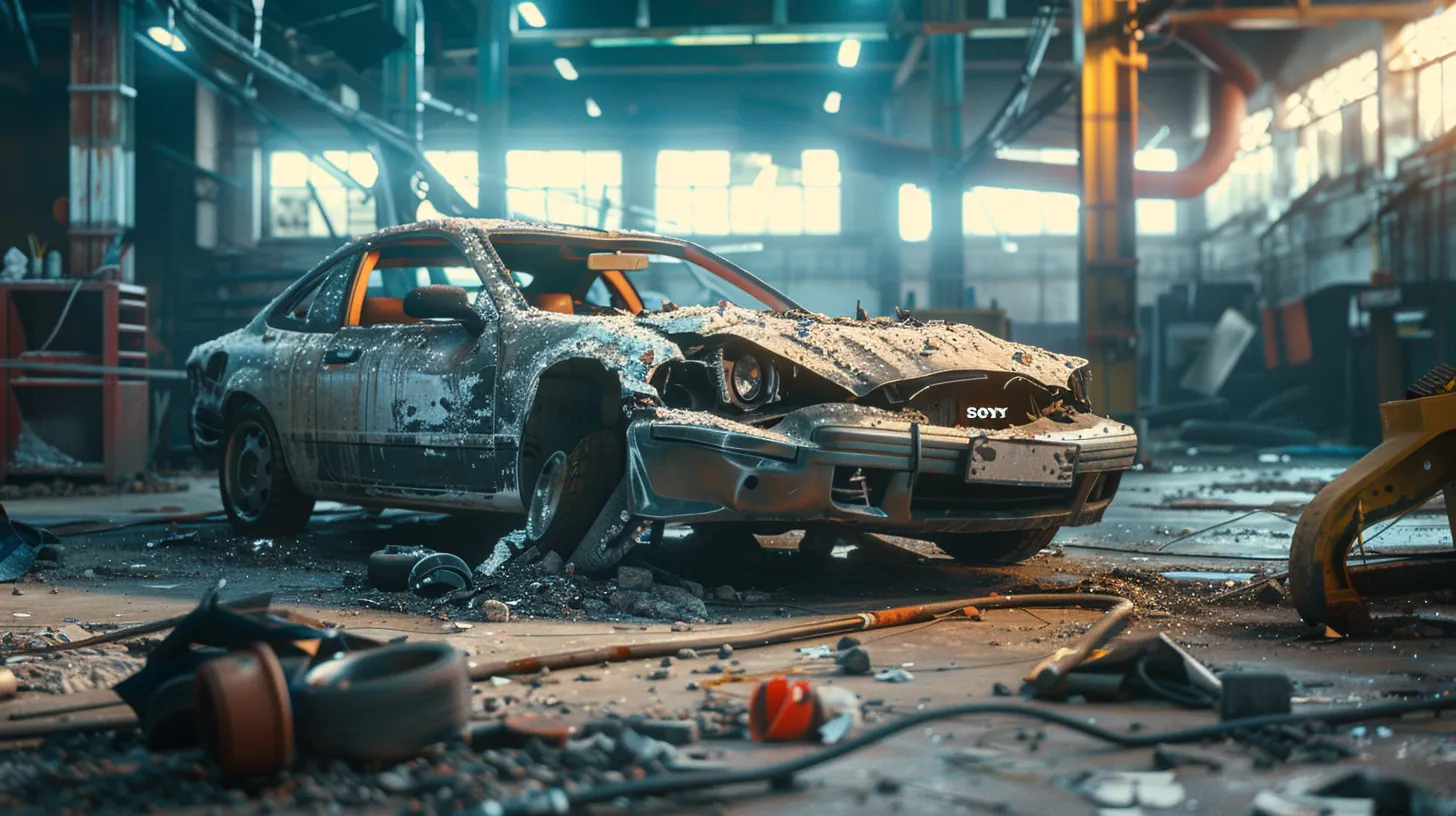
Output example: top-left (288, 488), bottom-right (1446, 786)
top-left (636, 304), bottom-right (1087, 397)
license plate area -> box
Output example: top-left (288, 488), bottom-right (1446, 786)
top-left (966, 438), bottom-right (1076, 487)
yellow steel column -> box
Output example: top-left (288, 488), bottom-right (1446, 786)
top-left (1078, 0), bottom-right (1145, 422)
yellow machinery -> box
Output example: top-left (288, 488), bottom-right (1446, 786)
top-left (1290, 365), bottom-right (1456, 633)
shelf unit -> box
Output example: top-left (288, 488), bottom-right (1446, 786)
top-left (0, 281), bottom-right (150, 484)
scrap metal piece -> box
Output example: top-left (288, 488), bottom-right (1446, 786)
top-left (408, 552), bottom-right (474, 598)
top-left (1218, 672), bottom-right (1292, 722)
top-left (1179, 308), bottom-right (1258, 398)
top-left (194, 643), bottom-right (295, 780)
top-left (0, 502), bottom-right (40, 582)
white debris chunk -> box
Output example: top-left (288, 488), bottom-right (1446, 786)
top-left (477, 530), bottom-right (526, 576)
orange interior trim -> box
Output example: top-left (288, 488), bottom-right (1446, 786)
top-left (529, 293), bottom-right (574, 314)
top-left (599, 269), bottom-right (643, 314)
top-left (345, 251), bottom-right (380, 327)
top-left (359, 298), bottom-right (420, 328)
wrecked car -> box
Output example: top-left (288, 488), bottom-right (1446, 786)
top-left (187, 218), bottom-right (1136, 572)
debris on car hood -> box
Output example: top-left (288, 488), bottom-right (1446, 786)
top-left (636, 303), bottom-right (1087, 396)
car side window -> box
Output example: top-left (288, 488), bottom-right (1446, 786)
top-left (269, 254), bottom-right (360, 332)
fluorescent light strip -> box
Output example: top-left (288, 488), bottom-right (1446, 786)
top-left (823, 91), bottom-right (842, 114)
top-left (518, 2), bottom-right (547, 28)
top-left (553, 57), bottom-right (579, 80)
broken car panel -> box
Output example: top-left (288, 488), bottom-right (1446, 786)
top-left (187, 218), bottom-right (1136, 570)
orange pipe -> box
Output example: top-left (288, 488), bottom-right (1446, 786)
top-left (973, 25), bottom-right (1262, 199)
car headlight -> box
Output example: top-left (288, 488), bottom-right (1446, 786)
top-left (731, 353), bottom-right (764, 402)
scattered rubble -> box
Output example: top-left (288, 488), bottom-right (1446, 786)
top-left (616, 565), bottom-right (654, 591)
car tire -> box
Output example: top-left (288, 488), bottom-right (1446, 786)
top-left (563, 478), bottom-right (644, 575)
top-left (525, 429), bottom-right (625, 565)
top-left (930, 527), bottom-right (1060, 566)
top-left (366, 546), bottom-right (432, 592)
top-left (219, 402), bottom-right (315, 537)
top-left (294, 642), bottom-right (470, 764)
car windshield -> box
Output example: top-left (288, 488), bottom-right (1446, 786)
top-left (583, 255), bottom-right (768, 312)
top-left (488, 232), bottom-right (797, 316)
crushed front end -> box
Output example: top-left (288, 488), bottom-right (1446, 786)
top-left (626, 307), bottom-right (1137, 534)
top-left (626, 403), bottom-right (1135, 533)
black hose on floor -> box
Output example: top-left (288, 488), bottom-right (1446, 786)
top-left (494, 695), bottom-right (1456, 815)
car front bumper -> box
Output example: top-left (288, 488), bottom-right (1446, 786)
top-left (626, 406), bottom-right (1136, 533)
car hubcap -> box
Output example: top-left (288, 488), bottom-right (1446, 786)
top-left (526, 451), bottom-right (568, 542)
top-left (228, 423), bottom-right (274, 521)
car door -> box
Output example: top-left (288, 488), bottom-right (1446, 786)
top-left (263, 251), bottom-right (362, 491)
top-left (328, 234), bottom-right (501, 501)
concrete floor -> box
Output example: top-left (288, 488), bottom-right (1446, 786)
top-left (2, 454), bottom-right (1455, 814)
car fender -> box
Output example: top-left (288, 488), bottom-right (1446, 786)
top-left (495, 311), bottom-right (683, 439)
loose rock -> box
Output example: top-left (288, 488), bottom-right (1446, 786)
top-left (836, 647), bottom-right (872, 676)
top-left (478, 599), bottom-right (512, 622)
top-left (654, 585), bottom-right (708, 621)
top-left (610, 590), bottom-right (681, 620)
top-left (617, 566), bottom-right (654, 591)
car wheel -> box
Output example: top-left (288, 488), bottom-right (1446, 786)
top-left (220, 402), bottom-right (315, 537)
top-left (562, 478), bottom-right (645, 575)
top-left (525, 429), bottom-right (626, 568)
top-left (930, 527), bottom-right (1060, 566)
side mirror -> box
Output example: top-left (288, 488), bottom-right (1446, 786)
top-left (403, 285), bottom-right (486, 336)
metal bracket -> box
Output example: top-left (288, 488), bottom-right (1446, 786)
top-left (69, 83), bottom-right (138, 97)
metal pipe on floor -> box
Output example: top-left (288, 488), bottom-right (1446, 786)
top-left (465, 593), bottom-right (1136, 695)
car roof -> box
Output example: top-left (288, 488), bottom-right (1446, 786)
top-left (369, 217), bottom-right (676, 244)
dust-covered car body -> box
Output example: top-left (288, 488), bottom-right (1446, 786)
top-left (188, 218), bottom-right (1134, 561)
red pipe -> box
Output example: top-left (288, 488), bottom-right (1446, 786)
top-left (973, 25), bottom-right (1262, 199)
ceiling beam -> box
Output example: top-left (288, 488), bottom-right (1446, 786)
top-left (892, 35), bottom-right (925, 92)
top-left (432, 56), bottom-right (1198, 79)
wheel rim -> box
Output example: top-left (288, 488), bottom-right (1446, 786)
top-left (526, 451), bottom-right (568, 542)
top-left (227, 421), bottom-right (274, 522)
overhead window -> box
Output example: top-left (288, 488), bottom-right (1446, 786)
top-left (1134, 148), bottom-right (1178, 236)
top-left (1206, 109), bottom-right (1275, 228)
top-left (424, 150), bottom-right (480, 210)
top-left (903, 148), bottom-right (1180, 239)
top-left (267, 150), bottom-right (378, 238)
top-left (897, 183), bottom-right (931, 242)
top-left (423, 149), bottom-right (624, 229)
top-left (507, 150), bottom-right (623, 229)
top-left (1281, 50), bottom-right (1378, 191)
top-left (655, 149), bottom-right (841, 236)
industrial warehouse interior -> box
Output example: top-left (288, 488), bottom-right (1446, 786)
top-left (2, 0), bottom-right (1456, 813)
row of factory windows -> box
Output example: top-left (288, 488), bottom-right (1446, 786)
top-left (266, 147), bottom-right (1180, 241)
top-left (1207, 9), bottom-right (1456, 227)
top-left (898, 148), bottom-right (1180, 239)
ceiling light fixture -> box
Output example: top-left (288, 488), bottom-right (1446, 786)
top-left (837, 38), bottom-right (861, 68)
top-left (823, 91), bottom-right (842, 114)
top-left (585, 98), bottom-right (602, 118)
top-left (518, 2), bottom-right (547, 28)
top-left (553, 57), bottom-right (579, 81)
top-left (147, 26), bottom-right (187, 52)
